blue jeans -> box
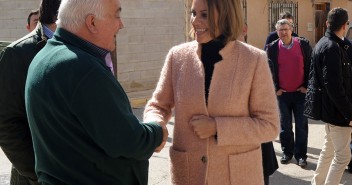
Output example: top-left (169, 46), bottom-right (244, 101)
top-left (278, 91), bottom-right (308, 160)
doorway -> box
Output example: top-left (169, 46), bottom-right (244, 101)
top-left (315, 3), bottom-right (330, 43)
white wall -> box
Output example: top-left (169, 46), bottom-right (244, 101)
top-left (0, 0), bottom-right (186, 92)
top-left (0, 0), bottom-right (41, 41)
top-left (117, 0), bottom-right (185, 92)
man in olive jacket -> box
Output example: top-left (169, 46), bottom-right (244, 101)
top-left (25, 0), bottom-right (167, 184)
top-left (0, 1), bottom-right (61, 184)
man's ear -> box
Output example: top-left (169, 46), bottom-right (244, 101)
top-left (343, 22), bottom-right (348, 31)
top-left (85, 14), bottom-right (98, 33)
top-left (26, 24), bottom-right (30, 32)
top-left (342, 23), bottom-right (346, 31)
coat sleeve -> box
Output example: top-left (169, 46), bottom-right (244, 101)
top-left (302, 39), bottom-right (313, 88)
top-left (0, 47), bottom-right (37, 180)
top-left (70, 68), bottom-right (163, 160)
top-left (264, 32), bottom-right (275, 50)
top-left (266, 44), bottom-right (279, 91)
top-left (143, 48), bottom-right (175, 126)
top-left (215, 52), bottom-right (280, 146)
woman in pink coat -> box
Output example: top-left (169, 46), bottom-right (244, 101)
top-left (144, 0), bottom-right (280, 184)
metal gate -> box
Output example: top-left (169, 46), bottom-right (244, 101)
top-left (269, 1), bottom-right (298, 33)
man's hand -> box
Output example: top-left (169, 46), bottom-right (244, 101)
top-left (297, 86), bottom-right (307, 93)
top-left (276, 89), bottom-right (286, 96)
top-left (190, 115), bottom-right (217, 139)
top-left (155, 124), bottom-right (168, 153)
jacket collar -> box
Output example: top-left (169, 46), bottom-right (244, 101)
top-left (195, 40), bottom-right (237, 61)
top-left (325, 29), bottom-right (351, 51)
top-left (35, 22), bottom-right (49, 51)
top-left (53, 28), bottom-right (108, 59)
top-left (219, 40), bottom-right (236, 60)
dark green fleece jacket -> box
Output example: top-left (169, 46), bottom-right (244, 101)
top-left (25, 28), bottom-right (163, 185)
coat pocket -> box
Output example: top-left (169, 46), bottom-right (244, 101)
top-left (169, 147), bottom-right (189, 185)
top-left (228, 147), bottom-right (263, 185)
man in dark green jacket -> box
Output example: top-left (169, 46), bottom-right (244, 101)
top-left (0, 1), bottom-right (61, 184)
top-left (25, 0), bottom-right (167, 184)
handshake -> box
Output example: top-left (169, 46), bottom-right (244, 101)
top-left (155, 123), bottom-right (168, 153)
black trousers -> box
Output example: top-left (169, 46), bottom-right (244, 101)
top-left (262, 142), bottom-right (278, 185)
top-left (264, 175), bottom-right (269, 185)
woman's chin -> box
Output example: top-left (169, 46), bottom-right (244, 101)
top-left (195, 37), bottom-right (212, 44)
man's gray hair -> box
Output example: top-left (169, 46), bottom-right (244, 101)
top-left (57, 0), bottom-right (105, 32)
top-left (275, 19), bottom-right (294, 30)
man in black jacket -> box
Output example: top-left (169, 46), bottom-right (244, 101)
top-left (266, 19), bottom-right (312, 168)
top-left (0, 0), bottom-right (61, 184)
top-left (309, 7), bottom-right (352, 185)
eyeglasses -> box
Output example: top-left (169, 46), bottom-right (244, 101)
top-left (278, 28), bottom-right (291, 32)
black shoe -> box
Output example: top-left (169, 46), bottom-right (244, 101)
top-left (280, 154), bottom-right (292, 164)
top-left (297, 158), bottom-right (307, 168)
top-left (347, 161), bottom-right (352, 173)
top-left (348, 165), bottom-right (352, 174)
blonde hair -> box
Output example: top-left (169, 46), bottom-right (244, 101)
top-left (190, 0), bottom-right (244, 43)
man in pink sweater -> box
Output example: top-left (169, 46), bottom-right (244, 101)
top-left (266, 19), bottom-right (312, 168)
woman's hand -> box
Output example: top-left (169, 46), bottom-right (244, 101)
top-left (190, 115), bottom-right (217, 139)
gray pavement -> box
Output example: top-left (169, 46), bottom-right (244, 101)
top-left (0, 108), bottom-right (351, 184)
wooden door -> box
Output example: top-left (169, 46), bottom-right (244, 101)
top-left (315, 3), bottom-right (330, 43)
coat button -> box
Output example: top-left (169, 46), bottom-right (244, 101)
top-left (201, 156), bottom-right (207, 163)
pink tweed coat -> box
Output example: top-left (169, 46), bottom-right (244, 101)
top-left (144, 40), bottom-right (279, 185)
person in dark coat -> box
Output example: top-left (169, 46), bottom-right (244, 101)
top-left (25, 0), bottom-right (167, 184)
top-left (266, 19), bottom-right (312, 168)
top-left (0, 1), bottom-right (61, 184)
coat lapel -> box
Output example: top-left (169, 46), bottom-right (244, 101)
top-left (208, 41), bottom-right (240, 114)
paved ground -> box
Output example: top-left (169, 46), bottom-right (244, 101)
top-left (0, 149), bottom-right (10, 185)
top-left (144, 108), bottom-right (352, 185)
top-left (1, 108), bottom-right (352, 184)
